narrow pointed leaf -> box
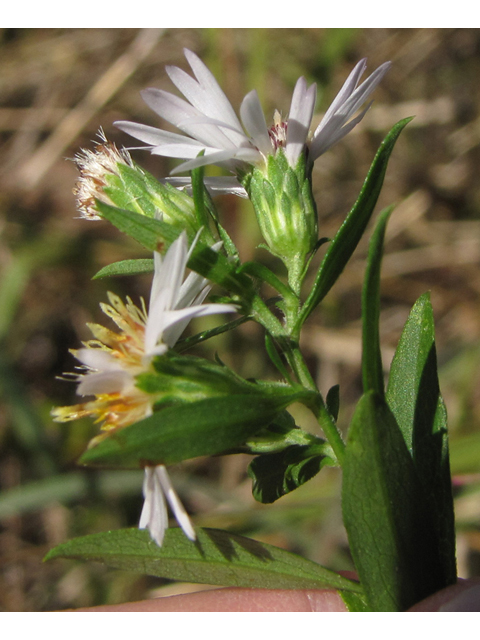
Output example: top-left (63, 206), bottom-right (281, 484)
top-left (386, 292), bottom-right (456, 585)
top-left (95, 200), bottom-right (180, 252)
top-left (342, 391), bottom-right (447, 611)
top-left (190, 162), bottom-right (211, 231)
top-left (80, 390), bottom-right (312, 469)
top-left (93, 259), bottom-right (154, 279)
top-left (298, 118), bottom-right (413, 327)
top-left (362, 206), bottom-right (394, 396)
top-left (45, 527), bottom-right (362, 593)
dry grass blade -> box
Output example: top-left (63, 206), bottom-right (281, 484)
top-left (16, 28), bottom-right (165, 191)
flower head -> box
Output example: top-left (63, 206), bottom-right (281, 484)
top-left (74, 129), bottom-right (134, 220)
top-left (52, 232), bottom-right (236, 546)
top-left (53, 231), bottom-right (236, 432)
top-left (115, 48), bottom-right (390, 177)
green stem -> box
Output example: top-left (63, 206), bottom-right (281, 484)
top-left (289, 345), bottom-right (346, 467)
top-left (252, 285), bottom-right (345, 466)
top-left (311, 395), bottom-right (346, 467)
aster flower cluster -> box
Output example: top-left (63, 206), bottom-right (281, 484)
top-left (116, 50), bottom-right (390, 289)
top-left (54, 48), bottom-right (392, 549)
top-left (48, 46), bottom-right (460, 614)
top-left (115, 49), bottom-right (390, 175)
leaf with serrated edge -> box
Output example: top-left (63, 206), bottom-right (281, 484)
top-left (45, 527), bottom-right (362, 593)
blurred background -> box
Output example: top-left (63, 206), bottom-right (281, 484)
top-left (1, 27), bottom-right (480, 611)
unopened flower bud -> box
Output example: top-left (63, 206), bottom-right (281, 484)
top-left (243, 148), bottom-right (318, 289)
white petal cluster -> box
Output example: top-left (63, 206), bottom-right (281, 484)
top-left (145, 232), bottom-right (235, 358)
top-left (115, 49), bottom-right (390, 177)
top-left (139, 465), bottom-right (196, 547)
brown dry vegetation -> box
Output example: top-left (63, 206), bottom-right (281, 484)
top-left (1, 28), bottom-right (480, 610)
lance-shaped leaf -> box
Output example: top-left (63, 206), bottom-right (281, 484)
top-left (45, 527), bottom-right (363, 593)
top-left (93, 258), bottom-right (154, 279)
top-left (362, 205), bottom-right (394, 396)
top-left (386, 292), bottom-right (456, 586)
top-left (95, 200), bottom-right (252, 300)
top-left (297, 118), bottom-right (413, 329)
top-left (342, 391), bottom-right (449, 611)
top-left (80, 389), bottom-right (313, 469)
top-left (95, 200), bottom-right (181, 252)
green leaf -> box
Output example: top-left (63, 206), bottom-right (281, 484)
top-left (174, 315), bottom-right (251, 353)
top-left (386, 292), bottom-right (456, 585)
top-left (80, 390), bottom-right (312, 469)
top-left (297, 118), bottom-right (413, 328)
top-left (93, 259), bottom-right (154, 279)
top-left (362, 205), bottom-right (394, 396)
top-left (95, 200), bottom-right (180, 251)
top-left (187, 243), bottom-right (253, 300)
top-left (325, 384), bottom-right (340, 422)
top-left (45, 527), bottom-right (362, 593)
top-left (248, 442), bottom-right (334, 504)
top-left (340, 590), bottom-right (371, 612)
top-left (264, 332), bottom-right (293, 383)
top-left (190, 162), bottom-right (212, 231)
top-left (342, 391), bottom-right (448, 611)
top-left (239, 261), bottom-right (297, 304)
top-left (106, 163), bottom-right (157, 217)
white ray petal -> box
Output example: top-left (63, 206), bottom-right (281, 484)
top-left (240, 90), bottom-right (272, 156)
top-left (75, 348), bottom-right (119, 371)
top-left (169, 149), bottom-right (242, 174)
top-left (320, 59), bottom-right (367, 124)
top-left (183, 49), bottom-right (244, 134)
top-left (161, 302), bottom-right (237, 348)
top-left (141, 88), bottom-right (201, 127)
top-left (150, 143), bottom-right (218, 159)
top-left (163, 176), bottom-right (248, 198)
top-left (77, 370), bottom-right (133, 396)
top-left (156, 466), bottom-right (196, 541)
top-left (286, 78), bottom-right (317, 166)
top-left (114, 121), bottom-right (192, 147)
top-left (139, 467), bottom-right (169, 547)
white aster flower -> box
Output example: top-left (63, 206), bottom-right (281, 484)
top-left (52, 231), bottom-right (236, 545)
top-left (115, 48), bottom-right (390, 178)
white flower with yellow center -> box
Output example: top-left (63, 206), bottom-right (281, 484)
top-left (53, 231), bottom-right (236, 546)
top-left (115, 48), bottom-right (390, 178)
